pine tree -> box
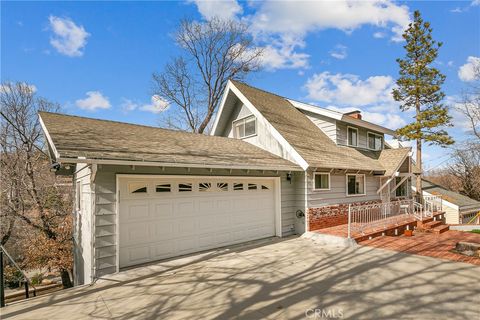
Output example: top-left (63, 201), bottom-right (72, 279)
top-left (392, 10), bottom-right (454, 199)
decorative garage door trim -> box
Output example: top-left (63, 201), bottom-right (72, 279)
top-left (115, 174), bottom-right (282, 270)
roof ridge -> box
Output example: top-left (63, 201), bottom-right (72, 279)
top-left (230, 80), bottom-right (291, 102)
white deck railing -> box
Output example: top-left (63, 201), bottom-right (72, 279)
top-left (423, 195), bottom-right (442, 217)
top-left (347, 196), bottom-right (443, 238)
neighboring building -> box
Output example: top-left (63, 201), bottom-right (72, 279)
top-left (39, 80), bottom-right (414, 285)
top-left (420, 179), bottom-right (480, 224)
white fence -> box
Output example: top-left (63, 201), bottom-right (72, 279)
top-left (347, 196), bottom-right (442, 238)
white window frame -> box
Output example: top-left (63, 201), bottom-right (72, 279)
top-left (367, 131), bottom-right (384, 151)
top-left (313, 172), bottom-right (330, 191)
top-left (232, 115), bottom-right (257, 139)
top-left (347, 126), bottom-right (359, 147)
top-left (395, 177), bottom-right (408, 198)
top-left (346, 174), bottom-right (366, 196)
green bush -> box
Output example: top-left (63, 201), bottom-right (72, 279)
top-left (469, 229), bottom-right (480, 234)
top-left (31, 273), bottom-right (44, 285)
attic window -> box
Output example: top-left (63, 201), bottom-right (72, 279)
top-left (368, 132), bottom-right (383, 150)
top-left (233, 115), bottom-right (256, 139)
top-left (347, 127), bottom-right (358, 147)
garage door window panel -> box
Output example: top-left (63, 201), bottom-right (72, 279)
top-left (129, 182), bottom-right (148, 194)
top-left (179, 183), bottom-right (193, 192)
top-left (156, 184), bottom-right (171, 193)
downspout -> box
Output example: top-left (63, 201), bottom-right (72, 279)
top-left (90, 164), bottom-right (97, 284)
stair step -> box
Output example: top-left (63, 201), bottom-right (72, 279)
top-left (433, 225), bottom-right (449, 234)
top-left (424, 220), bottom-right (443, 229)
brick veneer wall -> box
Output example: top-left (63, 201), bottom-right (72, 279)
top-left (308, 200), bottom-right (381, 231)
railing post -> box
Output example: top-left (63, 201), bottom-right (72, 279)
top-left (1, 249), bottom-right (5, 308)
top-left (348, 204), bottom-right (351, 239)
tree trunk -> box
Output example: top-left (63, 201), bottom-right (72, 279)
top-left (416, 138), bottom-right (422, 202)
top-left (60, 269), bottom-right (73, 288)
top-left (416, 101), bottom-right (423, 202)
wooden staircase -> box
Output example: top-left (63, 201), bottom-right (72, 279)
top-left (417, 216), bottom-right (450, 234)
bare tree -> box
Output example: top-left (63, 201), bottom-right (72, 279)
top-left (152, 18), bottom-right (263, 133)
top-left (447, 62), bottom-right (480, 201)
top-left (0, 82), bottom-right (73, 288)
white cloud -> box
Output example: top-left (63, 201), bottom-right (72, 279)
top-left (120, 98), bottom-right (139, 112)
top-left (330, 45), bottom-right (347, 60)
top-left (248, 1), bottom-right (410, 41)
top-left (373, 31), bottom-right (386, 39)
top-left (0, 83), bottom-right (36, 94)
top-left (190, 0), bottom-right (243, 20)
top-left (259, 39), bottom-right (310, 70)
top-left (139, 95), bottom-right (169, 114)
top-left (472, 0), bottom-right (480, 6)
top-left (305, 72), bottom-right (395, 107)
top-left (458, 56), bottom-right (480, 82)
top-left (49, 16), bottom-right (90, 57)
top-left (75, 91), bottom-right (111, 111)
top-left (450, 7), bottom-right (464, 13)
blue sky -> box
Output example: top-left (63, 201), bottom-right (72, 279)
top-left (2, 1), bottom-right (480, 170)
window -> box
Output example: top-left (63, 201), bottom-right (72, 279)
top-left (395, 177), bottom-right (407, 197)
top-left (368, 132), bottom-right (383, 150)
top-left (156, 184), bottom-right (171, 192)
top-left (233, 115), bottom-right (256, 138)
top-left (347, 174), bottom-right (365, 196)
top-left (129, 182), bottom-right (148, 193)
top-left (313, 173), bottom-right (330, 190)
top-left (179, 183), bottom-right (193, 192)
top-left (248, 183), bottom-right (257, 190)
top-left (199, 182), bottom-right (212, 192)
top-left (217, 182), bottom-right (228, 191)
top-left (347, 127), bottom-right (358, 147)
top-left (233, 183), bottom-right (243, 191)
top-left (261, 185), bottom-right (270, 190)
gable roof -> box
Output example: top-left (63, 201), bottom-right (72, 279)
top-left (38, 112), bottom-right (301, 171)
top-left (422, 179), bottom-right (480, 208)
top-left (230, 80), bottom-right (408, 174)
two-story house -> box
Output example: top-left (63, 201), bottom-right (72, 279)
top-left (39, 80), bottom-right (415, 285)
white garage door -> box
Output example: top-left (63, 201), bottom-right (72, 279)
top-left (118, 176), bottom-right (278, 268)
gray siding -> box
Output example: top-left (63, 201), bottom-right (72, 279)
top-left (92, 165), bottom-right (303, 278)
top-left (337, 122), bottom-right (384, 150)
top-left (307, 170), bottom-right (381, 207)
top-left (73, 164), bottom-right (93, 285)
top-left (221, 103), bottom-right (300, 164)
top-left (302, 111), bottom-right (337, 143)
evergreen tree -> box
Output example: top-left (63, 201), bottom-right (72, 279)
top-left (392, 10), bottom-right (454, 198)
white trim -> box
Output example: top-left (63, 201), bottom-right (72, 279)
top-left (210, 81), bottom-right (234, 136)
top-left (57, 157), bottom-right (301, 172)
top-left (367, 131), bottom-right (384, 151)
top-left (115, 174), bottom-right (283, 271)
top-left (288, 99), bottom-right (396, 136)
top-left (232, 114), bottom-right (257, 139)
top-left (347, 126), bottom-right (359, 147)
top-left (227, 81), bottom-right (310, 170)
top-left (312, 172), bottom-right (331, 191)
top-left (38, 114), bottom-right (60, 159)
top-left (346, 173), bottom-right (366, 196)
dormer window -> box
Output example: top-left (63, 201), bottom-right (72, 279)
top-left (233, 115), bottom-right (256, 139)
top-left (347, 127), bottom-right (358, 147)
top-left (368, 132), bottom-right (383, 150)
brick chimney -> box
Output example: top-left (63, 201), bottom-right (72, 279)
top-left (344, 110), bottom-right (362, 120)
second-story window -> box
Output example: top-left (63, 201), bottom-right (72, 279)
top-left (233, 115), bottom-right (256, 139)
top-left (368, 132), bottom-right (383, 150)
top-left (347, 127), bottom-right (358, 147)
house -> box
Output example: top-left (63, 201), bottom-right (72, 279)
top-left (419, 179), bottom-right (480, 224)
top-left (39, 80), bottom-right (415, 285)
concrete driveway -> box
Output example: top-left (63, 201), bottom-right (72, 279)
top-left (2, 236), bottom-right (479, 320)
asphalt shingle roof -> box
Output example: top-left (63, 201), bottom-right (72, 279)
top-left (422, 179), bottom-right (480, 208)
top-left (39, 111), bottom-right (301, 171)
top-left (231, 80), bottom-right (409, 174)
